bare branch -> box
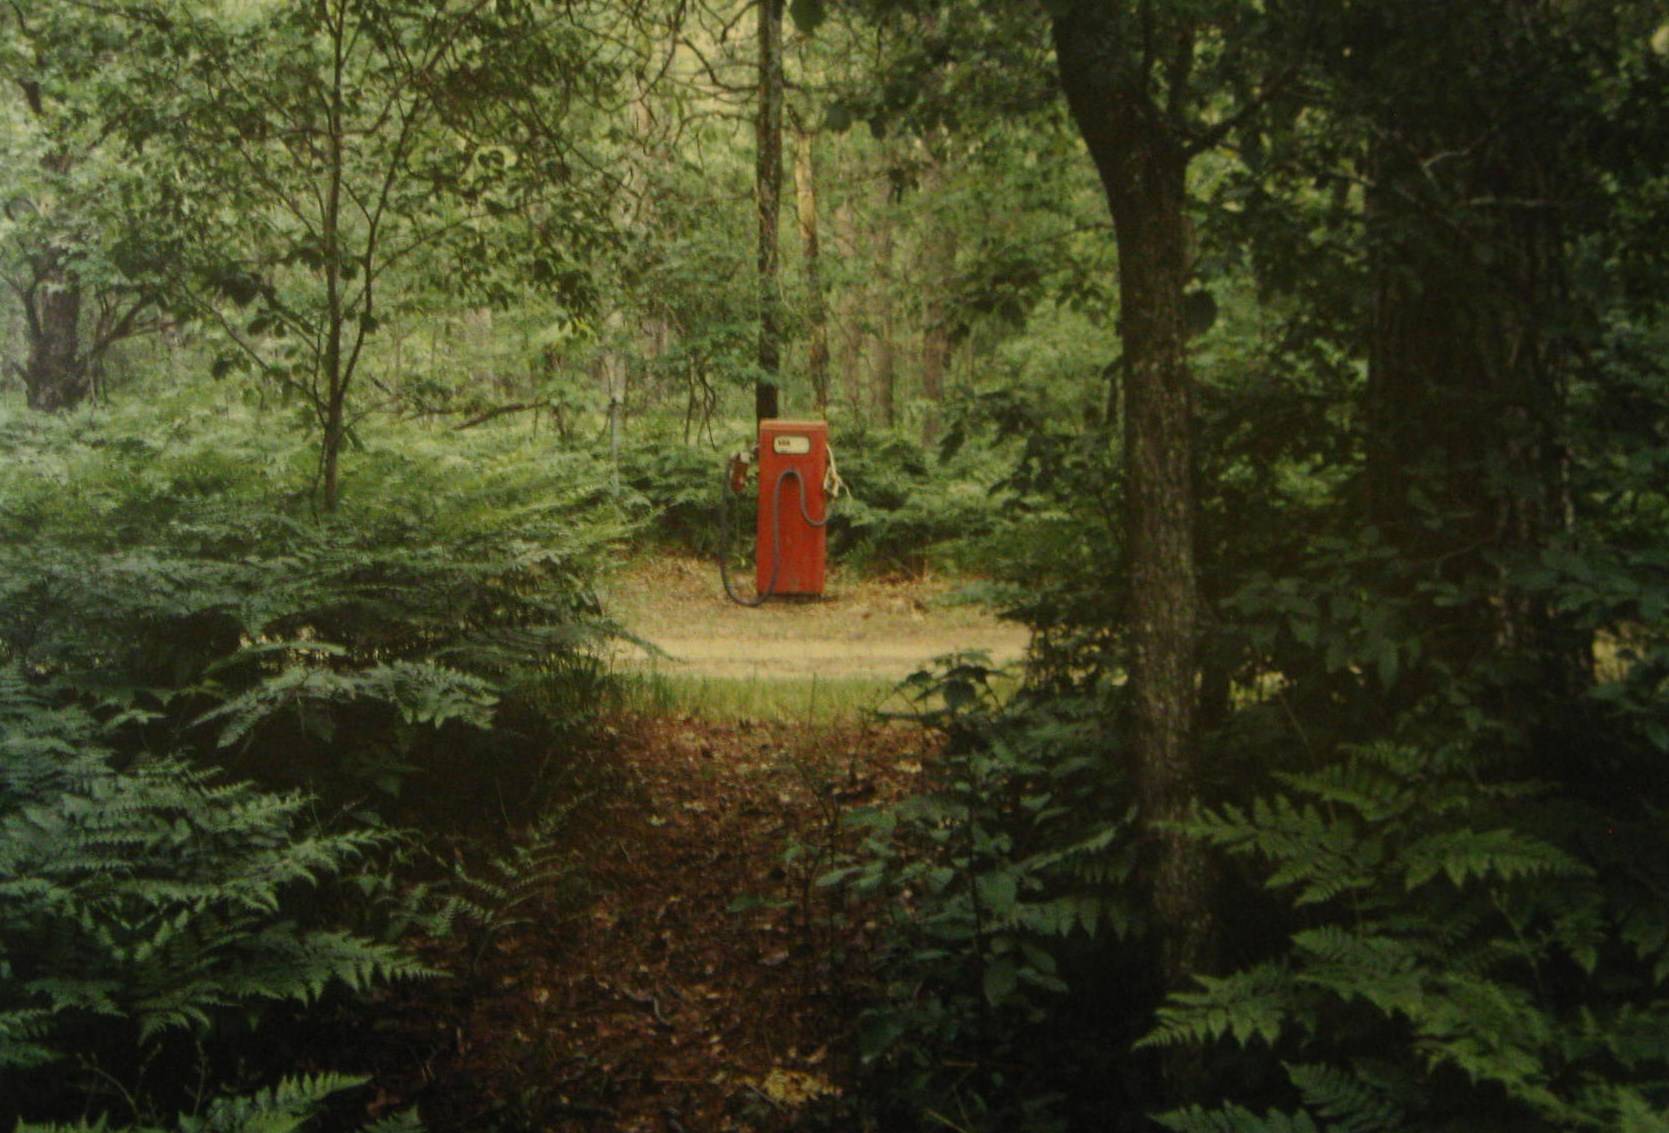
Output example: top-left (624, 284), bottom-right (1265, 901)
top-left (453, 400), bottom-right (551, 430)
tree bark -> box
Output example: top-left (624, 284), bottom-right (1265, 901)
top-left (1052, 7), bottom-right (1210, 991)
top-left (871, 177), bottom-right (898, 428)
top-left (755, 0), bottom-right (784, 422)
top-left (918, 141), bottom-right (956, 446)
top-left (833, 198), bottom-right (865, 418)
top-left (14, 85), bottom-right (91, 412)
top-left (20, 266), bottom-right (89, 412)
top-left (1359, 7), bottom-right (1587, 711)
top-left (320, 0), bottom-right (347, 512)
top-left (794, 125), bottom-right (830, 416)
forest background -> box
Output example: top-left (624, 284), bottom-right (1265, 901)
top-left (3, 0), bottom-right (1669, 1130)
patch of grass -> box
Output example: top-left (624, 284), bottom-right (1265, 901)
top-left (610, 664), bottom-right (1023, 723)
top-left (613, 668), bottom-right (911, 723)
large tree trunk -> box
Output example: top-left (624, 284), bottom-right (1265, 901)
top-left (754, 0), bottom-right (784, 422)
top-left (1052, 8), bottom-right (1210, 992)
top-left (20, 266), bottom-right (89, 412)
top-left (1365, 170), bottom-right (1587, 718)
top-left (1359, 6), bottom-right (1586, 718)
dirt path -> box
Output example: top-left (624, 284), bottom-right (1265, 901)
top-left (375, 563), bottom-right (1007, 1129)
top-left (601, 557), bottom-right (1029, 682)
top-left (406, 715), bottom-right (928, 1131)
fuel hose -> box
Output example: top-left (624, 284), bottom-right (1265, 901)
top-left (718, 464), bottom-right (830, 607)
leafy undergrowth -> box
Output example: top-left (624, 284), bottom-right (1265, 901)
top-left (373, 712), bottom-right (936, 1132)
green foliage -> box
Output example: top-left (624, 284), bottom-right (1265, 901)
top-left (616, 422), bottom-right (1011, 574)
top-left (16, 1073), bottom-right (422, 1133)
top-left (816, 656), bottom-right (1138, 1130)
top-left (4, 2), bottom-right (1668, 1132)
top-left (616, 433), bottom-right (736, 557)
top-left (941, 387), bottom-right (1124, 685)
top-left (0, 670), bottom-right (429, 1124)
top-left (0, 396), bottom-right (628, 1125)
top-left (129, 0), bottom-right (623, 504)
top-left (1154, 1105), bottom-right (1321, 1133)
top-left (1147, 742), bottom-right (1669, 1131)
top-left (826, 424), bottom-right (1007, 573)
top-left (0, 0), bottom-right (185, 407)
top-left (0, 399), bottom-right (628, 808)
top-left (430, 794), bottom-right (589, 976)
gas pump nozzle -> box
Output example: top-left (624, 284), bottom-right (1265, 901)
top-left (725, 447), bottom-right (755, 495)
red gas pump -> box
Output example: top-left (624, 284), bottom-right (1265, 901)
top-left (719, 419), bottom-right (838, 605)
top-left (756, 419), bottom-right (829, 596)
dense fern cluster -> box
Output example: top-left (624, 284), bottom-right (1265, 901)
top-left (0, 401), bottom-right (631, 1128)
top-left (830, 324), bottom-right (1669, 1130)
top-left (1150, 742), bottom-right (1669, 1131)
top-left (15, 1073), bottom-right (424, 1133)
top-left (0, 670), bottom-right (428, 1125)
top-left (0, 403), bottom-right (629, 806)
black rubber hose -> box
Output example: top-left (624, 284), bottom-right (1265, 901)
top-left (718, 465), bottom-right (829, 607)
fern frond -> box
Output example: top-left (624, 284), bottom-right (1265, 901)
top-left (1284, 1061), bottom-right (1405, 1133)
top-left (176, 1073), bottom-right (369, 1133)
top-left (356, 1111), bottom-right (424, 1133)
top-left (1274, 758), bottom-right (1415, 824)
top-left (1401, 828), bottom-right (1591, 890)
top-left (1154, 1104), bottom-right (1321, 1133)
top-left (1139, 964), bottom-right (1296, 1050)
top-left (1594, 1086), bottom-right (1669, 1133)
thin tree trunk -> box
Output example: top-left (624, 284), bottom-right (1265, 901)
top-left (833, 199), bottom-right (865, 419)
top-left (754, 0), bottom-right (784, 422)
top-left (872, 181), bottom-right (898, 428)
top-left (918, 141), bottom-right (956, 445)
top-left (794, 125), bottom-right (830, 416)
top-left (321, 175), bottom-right (345, 510)
top-left (601, 310), bottom-right (627, 493)
top-left (320, 1), bottom-right (348, 512)
top-left (631, 87), bottom-right (671, 373)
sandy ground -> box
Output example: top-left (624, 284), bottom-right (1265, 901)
top-left (600, 556), bottom-right (1031, 681)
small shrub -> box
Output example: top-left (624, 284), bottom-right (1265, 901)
top-left (616, 433), bottom-right (734, 557)
top-left (817, 657), bottom-right (1141, 1131)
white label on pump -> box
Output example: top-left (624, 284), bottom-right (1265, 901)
top-left (772, 434), bottom-right (812, 455)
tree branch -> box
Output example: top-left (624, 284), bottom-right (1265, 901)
top-left (452, 400), bottom-right (551, 430)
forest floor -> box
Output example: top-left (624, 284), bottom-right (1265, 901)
top-left (397, 713), bottom-right (930, 1131)
top-left (599, 554), bottom-right (1029, 684)
top-left (378, 562), bottom-right (1024, 1130)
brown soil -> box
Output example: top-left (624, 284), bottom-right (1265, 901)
top-left (388, 714), bottom-right (930, 1132)
top-left (601, 556), bottom-right (1030, 681)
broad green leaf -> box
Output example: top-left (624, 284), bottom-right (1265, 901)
top-left (983, 957), bottom-right (1018, 1004)
top-left (789, 0), bottom-right (826, 35)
